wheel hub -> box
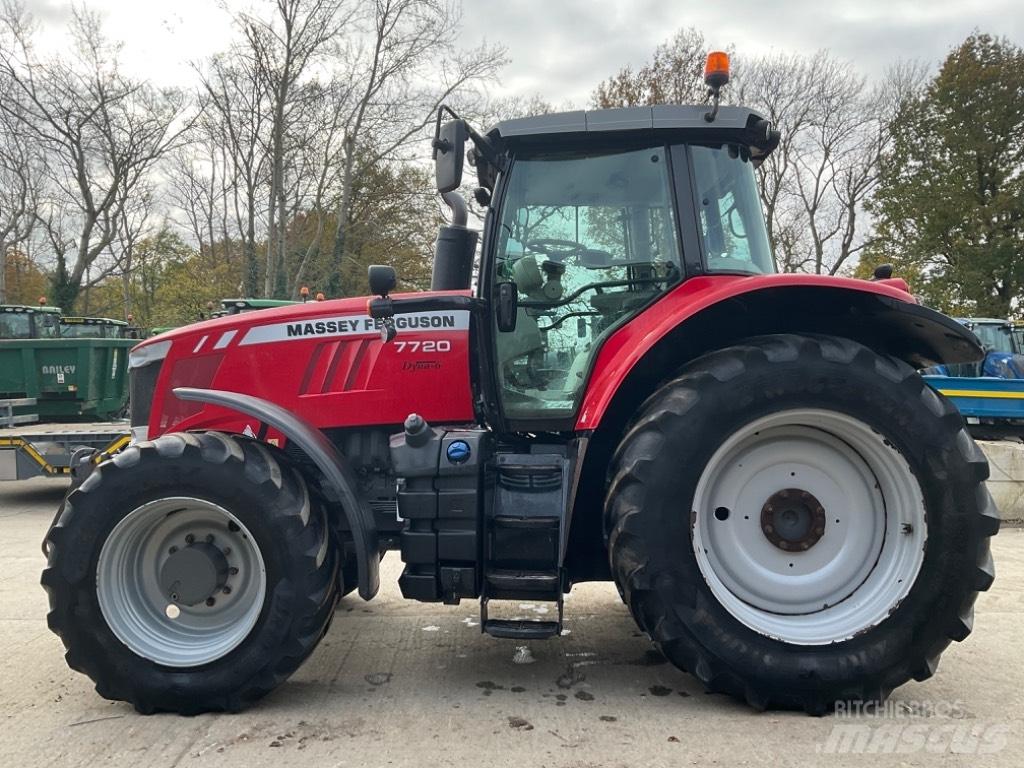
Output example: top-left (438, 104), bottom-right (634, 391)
top-left (159, 540), bottom-right (229, 606)
top-left (760, 488), bottom-right (826, 551)
top-left (690, 410), bottom-right (928, 645)
top-left (96, 498), bottom-right (267, 667)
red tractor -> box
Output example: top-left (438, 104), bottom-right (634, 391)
top-left (43, 56), bottom-right (998, 716)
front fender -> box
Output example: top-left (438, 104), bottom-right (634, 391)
top-left (576, 274), bottom-right (983, 431)
top-left (174, 387), bottom-right (380, 600)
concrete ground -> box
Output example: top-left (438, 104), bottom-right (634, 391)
top-left (2, 478), bottom-right (1022, 768)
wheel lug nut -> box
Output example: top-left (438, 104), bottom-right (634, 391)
top-left (185, 534), bottom-right (195, 545)
top-left (206, 534), bottom-right (214, 544)
top-left (223, 547), bottom-right (232, 556)
top-left (168, 546), bottom-right (178, 554)
top-left (229, 567), bottom-right (239, 575)
top-left (205, 597), bottom-right (216, 607)
top-left (223, 586), bottom-right (232, 595)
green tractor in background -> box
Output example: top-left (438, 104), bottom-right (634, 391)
top-left (59, 316), bottom-right (132, 339)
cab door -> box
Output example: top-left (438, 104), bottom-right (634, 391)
top-left (485, 144), bottom-right (685, 431)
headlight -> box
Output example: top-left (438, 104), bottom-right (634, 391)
top-left (129, 340), bottom-right (172, 369)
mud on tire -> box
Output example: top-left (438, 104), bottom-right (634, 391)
top-left (42, 431), bottom-right (339, 714)
top-left (605, 334), bottom-right (999, 714)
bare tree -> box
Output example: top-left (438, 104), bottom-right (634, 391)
top-left (289, 79), bottom-right (351, 293)
top-left (744, 54), bottom-right (927, 274)
top-left (0, 67), bottom-right (43, 303)
top-left (593, 28), bottom-right (709, 108)
top-left (735, 54), bottom-right (820, 271)
top-left (325, 0), bottom-right (506, 295)
top-left (196, 53), bottom-right (272, 295)
top-left (235, 0), bottom-right (354, 297)
top-left (0, 2), bottom-right (192, 309)
top-left (166, 121), bottom-right (228, 267)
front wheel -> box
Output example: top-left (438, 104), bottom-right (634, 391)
top-left (605, 334), bottom-right (999, 714)
top-left (42, 431), bottom-right (339, 714)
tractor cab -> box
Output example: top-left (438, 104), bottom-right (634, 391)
top-left (961, 317), bottom-right (1015, 354)
top-left (59, 316), bottom-right (130, 339)
top-left (0, 304), bottom-right (62, 340)
top-left (477, 106), bottom-right (776, 425)
top-left (220, 298), bottom-right (300, 315)
top-left (369, 98), bottom-right (780, 431)
top-left (946, 318), bottom-right (1024, 379)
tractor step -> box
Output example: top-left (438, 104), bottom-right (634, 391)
top-left (480, 594), bottom-right (564, 640)
top-left (490, 514), bottom-right (561, 529)
top-left (479, 450), bottom-right (570, 640)
top-left (483, 619), bottom-right (561, 640)
top-left (485, 569), bottom-right (561, 598)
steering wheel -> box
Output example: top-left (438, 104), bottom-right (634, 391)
top-left (525, 238), bottom-right (585, 261)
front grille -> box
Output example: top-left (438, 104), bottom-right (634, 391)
top-left (129, 359), bottom-right (162, 428)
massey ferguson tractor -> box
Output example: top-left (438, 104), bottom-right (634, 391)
top-left (42, 54), bottom-right (999, 716)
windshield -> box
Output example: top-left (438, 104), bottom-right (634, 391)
top-left (493, 145), bottom-right (681, 421)
top-left (691, 145), bottom-right (774, 274)
top-left (0, 312), bottom-right (31, 339)
top-left (61, 323), bottom-right (106, 338)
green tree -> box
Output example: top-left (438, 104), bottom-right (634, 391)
top-left (870, 33), bottom-right (1024, 318)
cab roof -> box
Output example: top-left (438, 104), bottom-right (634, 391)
top-left (489, 105), bottom-right (778, 160)
top-left (958, 317), bottom-right (1010, 327)
top-left (1, 304), bottom-right (62, 314)
top-left (61, 316), bottom-right (128, 326)
top-left (220, 298), bottom-right (298, 309)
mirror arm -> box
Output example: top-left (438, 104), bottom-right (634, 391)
top-left (466, 129), bottom-right (507, 173)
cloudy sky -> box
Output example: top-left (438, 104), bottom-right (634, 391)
top-left (21, 0), bottom-right (1024, 104)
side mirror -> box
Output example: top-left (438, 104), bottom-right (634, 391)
top-left (434, 119), bottom-right (467, 193)
top-left (368, 265), bottom-right (397, 297)
top-left (496, 282), bottom-right (518, 333)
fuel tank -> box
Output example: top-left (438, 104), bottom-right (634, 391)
top-left (132, 292), bottom-right (476, 440)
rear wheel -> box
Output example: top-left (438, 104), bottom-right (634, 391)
top-left (42, 431), bottom-right (339, 714)
top-left (605, 334), bottom-right (999, 714)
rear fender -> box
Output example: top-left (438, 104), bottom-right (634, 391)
top-left (576, 276), bottom-right (983, 431)
top-left (563, 277), bottom-right (982, 582)
top-left (174, 387), bottom-right (380, 600)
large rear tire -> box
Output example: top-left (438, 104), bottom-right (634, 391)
top-left (605, 334), bottom-right (999, 714)
top-left (42, 431), bottom-right (339, 714)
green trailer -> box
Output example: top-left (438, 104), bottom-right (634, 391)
top-left (0, 336), bottom-right (135, 421)
top-left (2, 304), bottom-right (136, 422)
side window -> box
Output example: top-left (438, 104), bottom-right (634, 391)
top-left (37, 314), bottom-right (60, 339)
top-left (691, 145), bottom-right (774, 274)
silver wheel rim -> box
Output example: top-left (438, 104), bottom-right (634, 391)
top-left (96, 497), bottom-right (267, 667)
top-left (691, 409), bottom-right (926, 645)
